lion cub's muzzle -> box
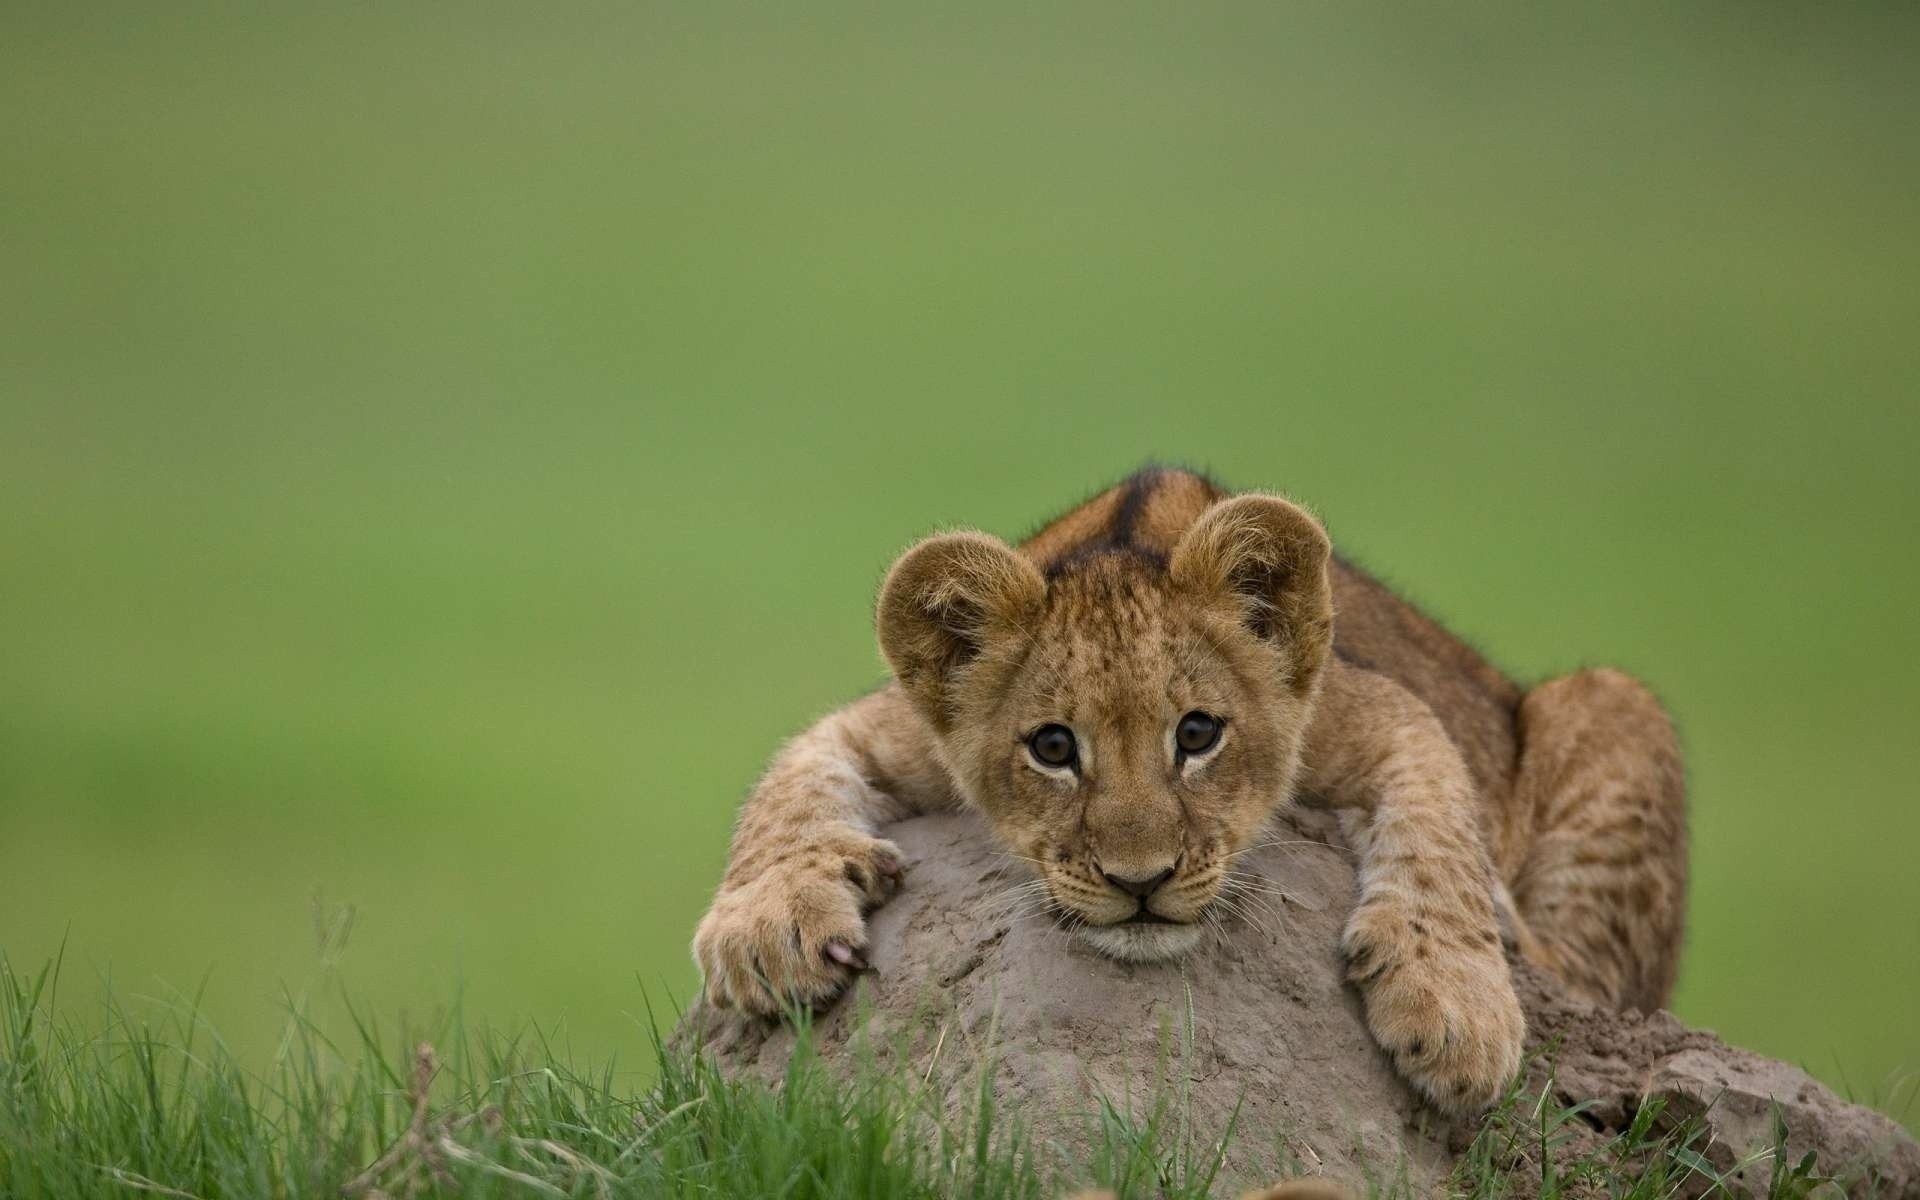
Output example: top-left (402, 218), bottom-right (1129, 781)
top-left (1043, 859), bottom-right (1223, 964)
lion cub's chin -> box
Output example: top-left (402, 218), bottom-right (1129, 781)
top-left (1078, 921), bottom-right (1206, 963)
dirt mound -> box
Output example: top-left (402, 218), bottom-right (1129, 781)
top-left (678, 811), bottom-right (1917, 1196)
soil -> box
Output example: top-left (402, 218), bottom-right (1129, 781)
top-left (677, 810), bottom-right (1917, 1197)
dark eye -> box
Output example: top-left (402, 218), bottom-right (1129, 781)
top-left (1175, 711), bottom-right (1223, 756)
top-left (1027, 724), bottom-right (1077, 769)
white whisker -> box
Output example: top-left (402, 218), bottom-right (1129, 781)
top-left (1230, 838), bottom-right (1354, 861)
top-left (1224, 871), bottom-right (1301, 907)
top-left (1210, 894), bottom-right (1273, 938)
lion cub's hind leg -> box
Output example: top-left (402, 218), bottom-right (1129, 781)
top-left (1507, 668), bottom-right (1687, 1012)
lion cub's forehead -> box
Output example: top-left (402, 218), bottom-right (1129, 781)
top-left (1019, 554), bottom-right (1229, 718)
top-left (1041, 554), bottom-right (1174, 635)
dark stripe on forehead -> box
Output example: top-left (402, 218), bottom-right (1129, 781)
top-left (1041, 543), bottom-right (1169, 582)
top-left (1038, 468), bottom-right (1172, 581)
top-left (1107, 467), bottom-right (1164, 549)
top-left (1021, 464), bottom-right (1226, 576)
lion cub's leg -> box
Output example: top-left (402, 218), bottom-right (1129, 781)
top-left (1506, 668), bottom-right (1687, 1012)
top-left (692, 685), bottom-right (953, 1015)
top-left (1304, 661), bottom-right (1526, 1113)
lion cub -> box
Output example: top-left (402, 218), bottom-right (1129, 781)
top-left (692, 469), bottom-right (1687, 1112)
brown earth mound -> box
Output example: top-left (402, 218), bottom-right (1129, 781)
top-left (678, 811), bottom-right (1917, 1197)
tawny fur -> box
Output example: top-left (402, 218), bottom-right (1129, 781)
top-left (691, 468), bottom-right (1688, 1114)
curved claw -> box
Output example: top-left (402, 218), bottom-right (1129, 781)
top-left (823, 939), bottom-right (869, 970)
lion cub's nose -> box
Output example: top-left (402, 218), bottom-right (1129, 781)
top-left (1101, 865), bottom-right (1176, 899)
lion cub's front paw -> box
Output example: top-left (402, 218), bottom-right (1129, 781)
top-left (693, 834), bottom-right (904, 1016)
top-left (1343, 900), bottom-right (1524, 1113)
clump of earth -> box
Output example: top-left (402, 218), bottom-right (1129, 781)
top-left (678, 811), bottom-right (1917, 1197)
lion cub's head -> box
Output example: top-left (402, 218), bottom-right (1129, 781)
top-left (877, 494), bottom-right (1333, 962)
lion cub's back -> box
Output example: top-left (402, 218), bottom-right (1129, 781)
top-left (1018, 466), bottom-right (1227, 568)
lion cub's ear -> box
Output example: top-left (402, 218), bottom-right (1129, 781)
top-left (877, 532), bottom-right (1046, 729)
top-left (1169, 494), bottom-right (1334, 692)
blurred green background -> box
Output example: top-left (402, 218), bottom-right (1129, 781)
top-left (3, 4), bottom-right (1915, 1124)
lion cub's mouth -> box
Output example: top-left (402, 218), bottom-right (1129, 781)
top-left (1026, 880), bottom-right (1211, 961)
top-left (1077, 917), bottom-right (1206, 963)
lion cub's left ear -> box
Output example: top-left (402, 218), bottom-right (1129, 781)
top-left (877, 531), bottom-right (1046, 730)
top-left (1169, 494), bottom-right (1334, 693)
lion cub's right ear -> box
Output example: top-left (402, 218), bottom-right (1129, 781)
top-left (877, 532), bottom-right (1045, 730)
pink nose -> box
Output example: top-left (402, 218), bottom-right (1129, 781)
top-left (1101, 866), bottom-right (1175, 899)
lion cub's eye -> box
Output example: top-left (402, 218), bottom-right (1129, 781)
top-left (1175, 711), bottom-right (1223, 756)
top-left (1027, 724), bottom-right (1078, 769)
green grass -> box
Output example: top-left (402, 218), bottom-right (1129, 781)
top-left (1, 1), bottom-right (1917, 1130)
top-left (0, 955), bottom-right (1873, 1200)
